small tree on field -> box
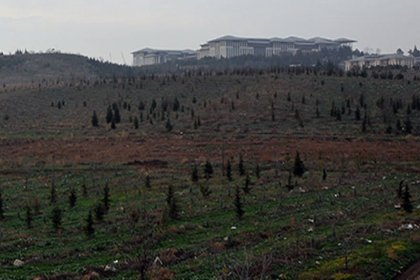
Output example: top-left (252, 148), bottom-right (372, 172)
top-left (243, 175), bottom-right (251, 194)
top-left (69, 188), bottom-right (77, 208)
top-left (50, 180), bottom-right (57, 205)
top-left (166, 185), bottom-right (179, 220)
top-left (234, 186), bottom-right (244, 220)
top-left (25, 206), bottom-right (32, 228)
top-left (106, 106), bottom-right (113, 123)
top-left (94, 203), bottom-right (105, 221)
top-left (0, 192), bottom-right (4, 219)
top-left (238, 154), bottom-right (245, 176)
top-left (91, 111), bottom-right (99, 127)
top-left (402, 185), bottom-right (413, 213)
top-left (145, 175), bottom-right (151, 189)
top-left (293, 151), bottom-right (306, 177)
top-left (255, 164), bottom-right (260, 179)
top-left (51, 206), bottom-right (62, 232)
top-left (204, 160), bottom-right (213, 179)
top-left (191, 165), bottom-right (199, 183)
top-left (102, 184), bottom-right (110, 213)
top-left (85, 210), bottom-right (95, 237)
top-left (226, 160), bottom-right (233, 181)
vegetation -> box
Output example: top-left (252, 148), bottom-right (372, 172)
top-left (0, 64), bottom-right (419, 279)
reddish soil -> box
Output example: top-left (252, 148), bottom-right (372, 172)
top-left (1, 136), bottom-right (420, 168)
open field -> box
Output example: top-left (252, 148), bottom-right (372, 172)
top-left (0, 68), bottom-right (419, 279)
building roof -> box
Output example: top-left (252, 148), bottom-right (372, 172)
top-left (346, 53), bottom-right (414, 63)
top-left (132, 48), bottom-right (196, 55)
top-left (208, 35), bottom-right (356, 45)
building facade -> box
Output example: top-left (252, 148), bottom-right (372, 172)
top-left (198, 35), bottom-right (356, 59)
top-left (132, 48), bottom-right (196, 67)
top-left (344, 54), bottom-right (416, 71)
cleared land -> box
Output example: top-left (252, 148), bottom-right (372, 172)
top-left (0, 68), bottom-right (419, 279)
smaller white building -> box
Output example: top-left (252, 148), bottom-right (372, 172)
top-left (132, 48), bottom-right (196, 67)
top-left (345, 53), bottom-right (415, 71)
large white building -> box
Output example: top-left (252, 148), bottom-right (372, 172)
top-left (197, 35), bottom-right (356, 59)
top-left (132, 48), bottom-right (196, 67)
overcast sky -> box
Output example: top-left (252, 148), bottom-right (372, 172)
top-left (1, 0), bottom-right (419, 65)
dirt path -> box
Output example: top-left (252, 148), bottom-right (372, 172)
top-left (398, 260), bottom-right (420, 280)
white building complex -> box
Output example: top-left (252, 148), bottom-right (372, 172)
top-left (197, 35), bottom-right (356, 59)
top-left (132, 48), bottom-right (196, 67)
top-left (344, 53), bottom-right (416, 71)
top-left (132, 35), bottom-right (356, 66)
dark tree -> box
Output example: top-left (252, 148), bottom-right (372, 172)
top-left (25, 206), bottom-right (32, 229)
top-left (85, 210), bottom-right (95, 237)
top-left (165, 118), bottom-right (173, 132)
top-left (404, 117), bottom-right (413, 134)
top-left (0, 192), bottom-right (4, 219)
top-left (323, 169), bottom-right (327, 181)
top-left (145, 175), bottom-right (151, 189)
top-left (91, 111), bottom-right (99, 127)
top-left (234, 186), bottom-right (244, 220)
top-left (106, 106), bottom-right (113, 123)
top-left (69, 188), bottom-right (77, 208)
top-left (226, 160), bottom-right (233, 181)
top-left (50, 180), bottom-right (57, 205)
top-left (166, 185), bottom-right (179, 220)
top-left (111, 118), bottom-right (116, 129)
top-left (255, 164), bottom-right (260, 179)
top-left (293, 151), bottom-right (306, 177)
top-left (133, 117), bottom-right (139, 129)
top-left (204, 160), bottom-right (213, 179)
top-left (102, 184), bottom-right (110, 212)
top-left (355, 106), bottom-right (361, 121)
top-left (238, 154), bottom-right (245, 176)
top-left (402, 185), bottom-right (413, 213)
top-left (243, 175), bottom-right (251, 194)
top-left (94, 203), bottom-right (105, 221)
top-left (113, 105), bottom-right (121, 123)
top-left (191, 165), bottom-right (199, 183)
top-left (51, 206), bottom-right (62, 232)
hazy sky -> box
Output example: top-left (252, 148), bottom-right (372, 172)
top-left (1, 0), bottom-right (419, 65)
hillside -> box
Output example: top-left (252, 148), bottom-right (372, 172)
top-left (0, 68), bottom-right (419, 279)
top-left (0, 52), bottom-right (136, 88)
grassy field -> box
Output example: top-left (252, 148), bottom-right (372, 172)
top-left (0, 68), bottom-right (419, 279)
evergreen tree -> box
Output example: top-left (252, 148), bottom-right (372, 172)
top-left (91, 111), bottom-right (99, 127)
top-left (102, 184), bottom-right (110, 213)
top-left (106, 106), bottom-right (113, 123)
top-left (243, 175), bottom-right (251, 194)
top-left (355, 106), bottom-right (361, 121)
top-left (111, 118), bottom-right (116, 129)
top-left (145, 175), bottom-right (151, 189)
top-left (85, 210), bottom-right (95, 237)
top-left (293, 151), bottom-right (306, 177)
top-left (133, 117), bottom-right (139, 129)
top-left (0, 192), bottom-right (4, 219)
top-left (113, 105), bottom-right (121, 123)
top-left (191, 165), bottom-right (199, 183)
top-left (94, 203), bottom-right (105, 221)
top-left (238, 154), bottom-right (245, 176)
top-left (165, 118), bottom-right (173, 132)
top-left (69, 188), bottom-right (77, 208)
top-left (166, 185), bottom-right (179, 220)
top-left (402, 186), bottom-right (413, 213)
top-left (234, 186), bottom-right (244, 220)
top-left (323, 169), bottom-right (327, 181)
top-left (255, 164), bottom-right (260, 179)
top-left (204, 160), bottom-right (213, 179)
top-left (25, 206), bottom-right (32, 229)
top-left (226, 160), bottom-right (233, 181)
top-left (51, 206), bottom-right (62, 232)
top-left (50, 180), bottom-right (57, 205)
top-left (404, 117), bottom-right (413, 134)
